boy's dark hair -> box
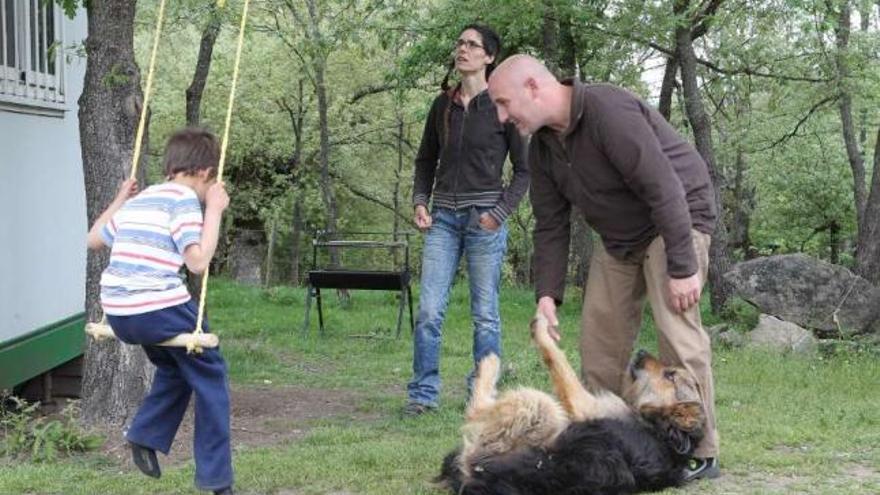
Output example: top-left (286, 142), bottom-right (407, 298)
top-left (163, 127), bottom-right (220, 179)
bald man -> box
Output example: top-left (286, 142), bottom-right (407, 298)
top-left (488, 55), bottom-right (720, 481)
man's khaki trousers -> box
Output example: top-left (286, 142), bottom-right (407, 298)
top-left (579, 230), bottom-right (718, 458)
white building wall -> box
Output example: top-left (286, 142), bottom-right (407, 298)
top-left (0, 8), bottom-right (88, 343)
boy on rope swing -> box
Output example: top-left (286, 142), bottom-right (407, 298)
top-left (86, 127), bottom-right (234, 495)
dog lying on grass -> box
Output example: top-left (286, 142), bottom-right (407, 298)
top-left (438, 314), bottom-right (706, 494)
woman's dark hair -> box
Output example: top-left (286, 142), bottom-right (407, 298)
top-left (438, 24), bottom-right (502, 147)
top-left (440, 23), bottom-right (502, 91)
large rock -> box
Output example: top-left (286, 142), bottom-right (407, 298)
top-left (748, 314), bottom-right (817, 354)
top-left (724, 254), bottom-right (880, 336)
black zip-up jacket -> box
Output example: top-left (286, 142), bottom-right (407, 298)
top-left (412, 87), bottom-right (529, 224)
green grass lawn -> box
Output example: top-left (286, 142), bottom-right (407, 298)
top-left (2, 278), bottom-right (879, 494)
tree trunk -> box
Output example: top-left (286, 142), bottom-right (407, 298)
top-left (569, 209), bottom-right (593, 288)
top-left (674, 0), bottom-right (733, 313)
top-left (280, 79), bottom-right (306, 285)
top-left (557, 5), bottom-right (577, 78)
top-left (832, 1), bottom-right (866, 239)
top-left (858, 4), bottom-right (869, 155)
top-left (183, 6), bottom-right (222, 315)
top-left (829, 220), bottom-right (840, 264)
top-left (185, 4), bottom-right (222, 127)
top-left (290, 194), bottom-right (304, 285)
top-left (510, 208), bottom-right (534, 286)
top-left (290, 78), bottom-right (306, 285)
top-left (658, 57), bottom-right (678, 121)
top-left (541, 0), bottom-right (559, 75)
top-left (79, 0), bottom-right (153, 427)
top-left (660, 0), bottom-right (721, 125)
top-left (856, 126), bottom-right (880, 283)
top-left (392, 105), bottom-right (405, 267)
top-left (305, 0), bottom-right (340, 266)
top-left (315, 77), bottom-right (343, 294)
top-left (730, 149), bottom-right (755, 258)
top-left (265, 216), bottom-right (278, 287)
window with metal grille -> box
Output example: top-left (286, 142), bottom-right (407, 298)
top-left (0, 0), bottom-right (65, 108)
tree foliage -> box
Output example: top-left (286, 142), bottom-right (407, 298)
top-left (112, 0), bottom-right (879, 286)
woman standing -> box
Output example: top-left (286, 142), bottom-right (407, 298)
top-left (405, 24), bottom-right (529, 416)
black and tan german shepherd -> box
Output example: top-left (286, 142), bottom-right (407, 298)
top-left (438, 314), bottom-right (706, 494)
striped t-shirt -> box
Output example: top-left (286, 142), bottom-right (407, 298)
top-left (100, 182), bottom-right (203, 316)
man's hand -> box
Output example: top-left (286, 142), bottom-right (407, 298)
top-left (414, 205), bottom-right (432, 231)
top-left (478, 212), bottom-right (500, 231)
top-left (205, 182), bottom-right (230, 213)
top-left (667, 273), bottom-right (702, 313)
top-left (536, 296), bottom-right (561, 341)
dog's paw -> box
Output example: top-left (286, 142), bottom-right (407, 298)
top-left (530, 315), bottom-right (552, 343)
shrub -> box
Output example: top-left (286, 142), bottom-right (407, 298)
top-left (0, 396), bottom-right (102, 462)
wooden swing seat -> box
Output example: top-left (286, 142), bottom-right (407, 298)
top-left (85, 322), bottom-right (220, 349)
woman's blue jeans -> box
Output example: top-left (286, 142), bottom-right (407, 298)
top-left (406, 207), bottom-right (508, 407)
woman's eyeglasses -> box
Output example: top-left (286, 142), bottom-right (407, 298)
top-left (454, 39), bottom-right (484, 51)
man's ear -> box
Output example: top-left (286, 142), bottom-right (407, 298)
top-left (525, 77), bottom-right (539, 98)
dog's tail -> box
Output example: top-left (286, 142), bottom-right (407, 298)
top-left (466, 353), bottom-right (500, 420)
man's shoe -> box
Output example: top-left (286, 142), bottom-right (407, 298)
top-left (683, 457), bottom-right (720, 482)
top-left (213, 487), bottom-right (233, 495)
top-left (402, 402), bottom-right (436, 417)
top-left (129, 442), bottom-right (161, 479)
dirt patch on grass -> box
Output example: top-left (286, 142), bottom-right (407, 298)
top-left (841, 463), bottom-right (879, 482)
top-left (98, 385), bottom-right (372, 468)
top-left (700, 471), bottom-right (811, 493)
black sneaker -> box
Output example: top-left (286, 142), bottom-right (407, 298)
top-left (213, 487), bottom-right (233, 495)
top-left (129, 442), bottom-right (161, 479)
top-left (402, 402), bottom-right (436, 417)
top-left (683, 457), bottom-right (720, 482)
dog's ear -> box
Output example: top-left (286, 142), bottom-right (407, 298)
top-left (434, 449), bottom-right (464, 491)
top-left (665, 423), bottom-right (694, 455)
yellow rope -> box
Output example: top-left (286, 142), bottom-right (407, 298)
top-left (130, 0), bottom-right (167, 180)
top-left (190, 0), bottom-right (251, 353)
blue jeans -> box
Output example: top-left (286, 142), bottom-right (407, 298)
top-left (108, 301), bottom-right (233, 491)
top-left (407, 207), bottom-right (508, 407)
